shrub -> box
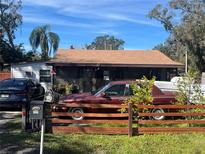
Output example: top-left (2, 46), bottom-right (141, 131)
top-left (121, 76), bottom-right (155, 113)
top-left (176, 70), bottom-right (205, 105)
top-left (53, 82), bottom-right (72, 95)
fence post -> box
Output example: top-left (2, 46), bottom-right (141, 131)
top-left (22, 105), bottom-right (27, 130)
top-left (45, 103), bottom-right (52, 133)
top-left (128, 103), bottom-right (133, 137)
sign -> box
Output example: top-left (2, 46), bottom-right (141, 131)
top-left (32, 106), bottom-right (41, 114)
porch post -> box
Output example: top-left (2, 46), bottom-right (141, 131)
top-left (128, 103), bottom-right (133, 137)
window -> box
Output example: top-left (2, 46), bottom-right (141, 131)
top-left (40, 70), bottom-right (51, 83)
top-left (103, 70), bottom-right (110, 81)
top-left (105, 84), bottom-right (125, 96)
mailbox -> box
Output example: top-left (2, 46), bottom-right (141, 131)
top-left (29, 101), bottom-right (44, 120)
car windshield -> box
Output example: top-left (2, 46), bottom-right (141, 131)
top-left (94, 84), bottom-right (110, 96)
top-left (0, 79), bottom-right (27, 90)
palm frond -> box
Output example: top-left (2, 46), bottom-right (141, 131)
top-left (29, 27), bottom-right (41, 51)
top-left (40, 32), bottom-right (49, 53)
top-left (42, 24), bottom-right (50, 32)
top-left (29, 24), bottom-right (59, 59)
top-left (48, 32), bottom-right (60, 56)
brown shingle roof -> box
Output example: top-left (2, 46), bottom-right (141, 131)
top-left (49, 49), bottom-right (183, 68)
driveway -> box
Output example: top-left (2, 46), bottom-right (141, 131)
top-left (0, 111), bottom-right (39, 154)
top-left (0, 111), bottom-right (21, 134)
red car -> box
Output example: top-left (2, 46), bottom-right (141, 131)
top-left (53, 81), bottom-right (176, 120)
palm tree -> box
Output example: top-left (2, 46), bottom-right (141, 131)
top-left (29, 25), bottom-right (60, 60)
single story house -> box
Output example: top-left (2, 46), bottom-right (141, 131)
top-left (48, 49), bottom-right (183, 92)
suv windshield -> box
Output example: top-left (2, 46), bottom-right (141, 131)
top-left (0, 79), bottom-right (27, 90)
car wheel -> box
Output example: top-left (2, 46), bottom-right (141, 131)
top-left (150, 108), bottom-right (165, 120)
top-left (71, 108), bottom-right (84, 120)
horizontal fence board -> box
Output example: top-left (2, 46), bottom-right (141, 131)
top-left (138, 127), bottom-right (205, 133)
top-left (0, 72), bottom-right (10, 81)
top-left (137, 104), bottom-right (205, 109)
top-left (138, 132), bottom-right (198, 134)
top-left (137, 120), bottom-right (205, 124)
top-left (50, 104), bottom-right (205, 136)
top-left (138, 112), bottom-right (205, 117)
top-left (59, 103), bottom-right (128, 108)
top-left (52, 119), bottom-right (128, 124)
top-left (52, 126), bottom-right (128, 134)
top-left (52, 112), bottom-right (129, 118)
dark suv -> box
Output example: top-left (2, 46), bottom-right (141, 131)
top-left (0, 78), bottom-right (45, 109)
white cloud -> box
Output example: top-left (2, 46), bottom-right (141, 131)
top-left (103, 13), bottom-right (162, 27)
top-left (22, 0), bottom-right (162, 27)
top-left (22, 0), bottom-right (60, 8)
top-left (92, 29), bottom-right (119, 35)
top-left (23, 15), bottom-right (93, 28)
top-left (21, 0), bottom-right (164, 46)
top-left (22, 11), bottom-right (116, 30)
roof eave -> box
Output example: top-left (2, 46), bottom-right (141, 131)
top-left (47, 61), bottom-right (184, 68)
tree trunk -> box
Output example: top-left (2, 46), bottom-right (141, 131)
top-left (0, 63), bottom-right (3, 71)
top-left (41, 51), bottom-right (49, 60)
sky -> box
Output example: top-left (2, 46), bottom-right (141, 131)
top-left (15, 0), bottom-right (170, 51)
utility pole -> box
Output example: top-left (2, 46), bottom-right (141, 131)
top-left (185, 50), bottom-right (188, 74)
top-left (104, 38), bottom-right (107, 50)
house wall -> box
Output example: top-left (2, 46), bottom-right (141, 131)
top-left (55, 66), bottom-right (177, 92)
top-left (11, 62), bottom-right (53, 91)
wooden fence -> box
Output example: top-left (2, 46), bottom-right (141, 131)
top-left (0, 72), bottom-right (10, 80)
top-left (51, 103), bottom-right (133, 136)
top-left (137, 104), bottom-right (205, 134)
top-left (50, 103), bottom-right (205, 136)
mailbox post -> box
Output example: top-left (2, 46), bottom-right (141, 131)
top-left (29, 101), bottom-right (45, 154)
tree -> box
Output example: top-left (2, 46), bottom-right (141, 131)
top-left (0, 54), bottom-right (3, 70)
top-left (149, 0), bottom-right (205, 72)
top-left (86, 35), bottom-right (124, 50)
top-left (0, 0), bottom-right (24, 70)
top-left (29, 25), bottom-right (60, 60)
top-left (153, 36), bottom-right (186, 63)
top-left (24, 51), bottom-right (41, 62)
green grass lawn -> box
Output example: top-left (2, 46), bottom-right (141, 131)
top-left (1, 118), bottom-right (205, 154)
